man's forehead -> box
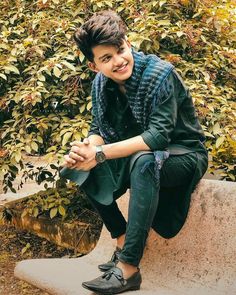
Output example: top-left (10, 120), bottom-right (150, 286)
top-left (92, 41), bottom-right (126, 59)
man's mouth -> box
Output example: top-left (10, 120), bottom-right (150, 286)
top-left (114, 63), bottom-right (128, 72)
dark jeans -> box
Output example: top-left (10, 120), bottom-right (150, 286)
top-left (84, 153), bottom-right (197, 267)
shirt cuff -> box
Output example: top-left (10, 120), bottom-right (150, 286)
top-left (141, 128), bottom-right (167, 150)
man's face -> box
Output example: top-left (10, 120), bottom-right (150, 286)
top-left (89, 39), bottom-right (134, 85)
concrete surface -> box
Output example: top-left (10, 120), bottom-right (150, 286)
top-left (14, 179), bottom-right (236, 295)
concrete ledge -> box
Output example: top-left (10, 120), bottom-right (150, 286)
top-left (14, 179), bottom-right (236, 294)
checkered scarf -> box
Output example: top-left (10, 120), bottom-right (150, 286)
top-left (91, 49), bottom-right (174, 144)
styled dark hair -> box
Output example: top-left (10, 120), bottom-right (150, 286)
top-left (74, 10), bottom-right (127, 61)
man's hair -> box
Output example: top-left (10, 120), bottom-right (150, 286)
top-left (74, 10), bottom-right (127, 62)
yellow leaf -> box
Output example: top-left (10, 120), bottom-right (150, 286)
top-left (216, 136), bottom-right (225, 149)
top-left (31, 142), bottom-right (38, 151)
top-left (4, 65), bottom-right (20, 75)
top-left (61, 61), bottom-right (76, 71)
top-left (213, 123), bottom-right (221, 135)
top-left (25, 145), bottom-right (31, 154)
top-left (73, 132), bottom-right (81, 141)
top-left (80, 104), bottom-right (86, 113)
top-left (38, 74), bottom-right (45, 81)
top-left (59, 205), bottom-right (66, 216)
top-left (15, 151), bottom-right (21, 163)
top-left (53, 66), bottom-right (61, 78)
top-left (50, 207), bottom-right (58, 219)
top-left (176, 31), bottom-right (184, 37)
top-left (82, 128), bottom-right (88, 137)
top-left (204, 131), bottom-right (215, 138)
top-left (79, 51), bottom-right (85, 63)
top-left (62, 132), bottom-right (72, 146)
top-left (0, 73), bottom-right (7, 80)
top-left (87, 101), bottom-right (92, 110)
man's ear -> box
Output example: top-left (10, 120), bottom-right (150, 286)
top-left (88, 61), bottom-right (99, 73)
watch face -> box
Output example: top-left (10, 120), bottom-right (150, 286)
top-left (95, 151), bottom-right (106, 163)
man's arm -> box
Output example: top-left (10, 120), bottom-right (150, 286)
top-left (101, 135), bottom-right (150, 159)
top-left (65, 134), bottom-right (149, 170)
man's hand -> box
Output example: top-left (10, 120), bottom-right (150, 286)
top-left (62, 138), bottom-right (97, 171)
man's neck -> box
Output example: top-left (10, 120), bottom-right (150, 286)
top-left (118, 84), bottom-right (126, 94)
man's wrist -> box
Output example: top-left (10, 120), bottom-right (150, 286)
top-left (87, 134), bottom-right (105, 146)
top-left (95, 145), bottom-right (106, 163)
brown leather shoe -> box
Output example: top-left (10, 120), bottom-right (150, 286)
top-left (98, 247), bottom-right (121, 272)
top-left (82, 266), bottom-right (142, 294)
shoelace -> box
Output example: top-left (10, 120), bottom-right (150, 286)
top-left (110, 251), bottom-right (119, 262)
top-left (102, 269), bottom-right (126, 285)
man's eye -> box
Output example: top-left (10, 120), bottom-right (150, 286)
top-left (103, 56), bottom-right (111, 62)
top-left (118, 47), bottom-right (125, 53)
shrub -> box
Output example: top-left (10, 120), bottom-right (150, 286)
top-left (0, 0), bottom-right (235, 193)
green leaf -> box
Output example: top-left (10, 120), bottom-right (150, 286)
top-left (50, 207), bottom-right (58, 219)
top-left (21, 243), bottom-right (31, 255)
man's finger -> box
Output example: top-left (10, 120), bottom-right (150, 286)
top-left (69, 151), bottom-right (85, 161)
top-left (70, 141), bottom-right (83, 147)
top-left (63, 155), bottom-right (76, 166)
top-left (70, 146), bottom-right (87, 159)
top-left (83, 138), bottom-right (90, 145)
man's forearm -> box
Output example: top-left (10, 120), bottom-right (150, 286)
top-left (102, 135), bottom-right (150, 160)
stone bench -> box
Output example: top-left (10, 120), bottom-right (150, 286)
top-left (14, 179), bottom-right (236, 294)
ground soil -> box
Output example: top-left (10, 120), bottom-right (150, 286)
top-left (0, 214), bottom-right (102, 295)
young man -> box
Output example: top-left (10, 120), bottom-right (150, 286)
top-left (62, 10), bottom-right (208, 294)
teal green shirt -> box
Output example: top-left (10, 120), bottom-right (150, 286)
top-left (91, 70), bottom-right (206, 156)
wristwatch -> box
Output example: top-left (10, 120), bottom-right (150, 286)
top-left (95, 145), bottom-right (106, 163)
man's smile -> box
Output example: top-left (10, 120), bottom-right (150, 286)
top-left (113, 63), bottom-right (129, 73)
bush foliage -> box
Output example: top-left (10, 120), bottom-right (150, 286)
top-left (0, 0), bottom-right (235, 192)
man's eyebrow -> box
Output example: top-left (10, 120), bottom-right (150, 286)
top-left (98, 53), bottom-right (110, 60)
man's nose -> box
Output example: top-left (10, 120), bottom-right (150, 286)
top-left (113, 54), bottom-right (123, 66)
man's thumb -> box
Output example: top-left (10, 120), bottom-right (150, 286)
top-left (83, 138), bottom-right (90, 145)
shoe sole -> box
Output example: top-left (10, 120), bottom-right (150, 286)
top-left (82, 283), bottom-right (140, 294)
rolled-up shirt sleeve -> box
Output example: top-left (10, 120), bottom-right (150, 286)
top-left (88, 110), bottom-right (100, 136)
top-left (141, 70), bottom-right (185, 150)
top-left (87, 81), bottom-right (101, 137)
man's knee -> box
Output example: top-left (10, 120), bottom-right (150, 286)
top-left (130, 153), bottom-right (155, 175)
